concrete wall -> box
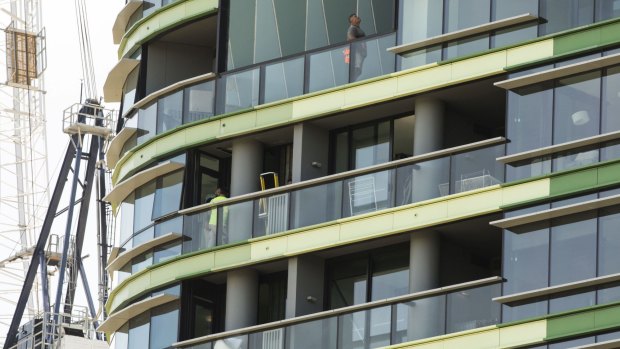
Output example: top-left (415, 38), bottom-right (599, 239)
top-left (292, 123), bottom-right (329, 183)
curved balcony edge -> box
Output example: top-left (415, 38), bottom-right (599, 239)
top-left (112, 0), bottom-right (143, 45)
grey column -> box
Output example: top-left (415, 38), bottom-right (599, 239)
top-left (408, 97), bottom-right (444, 340)
top-left (285, 255), bottom-right (325, 318)
top-left (225, 268), bottom-right (259, 330)
top-left (224, 139), bottom-right (263, 332)
top-left (231, 138), bottom-right (263, 196)
top-left (291, 123), bottom-right (329, 183)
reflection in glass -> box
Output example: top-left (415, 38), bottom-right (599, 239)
top-left (369, 306), bottom-right (392, 347)
top-left (505, 157), bottom-right (551, 182)
top-left (550, 212), bottom-right (597, 285)
top-left (450, 145), bottom-right (504, 194)
top-left (445, 0), bottom-right (490, 31)
top-left (398, 157), bottom-right (450, 205)
top-left (121, 67), bottom-right (139, 116)
top-left (492, 0), bottom-right (538, 47)
top-left (507, 83), bottom-right (553, 154)
top-left (152, 170), bottom-right (184, 219)
top-left (338, 310), bottom-right (367, 349)
top-left (351, 34), bottom-right (396, 82)
top-left (156, 91), bottom-right (182, 134)
top-left (134, 181), bottom-right (156, 232)
top-left (395, 295), bottom-right (446, 342)
top-left (446, 284), bottom-right (500, 333)
top-left (444, 34), bottom-right (489, 60)
top-left (128, 312), bottom-right (150, 349)
top-left (399, 0), bottom-right (443, 43)
top-left (153, 241), bottom-right (181, 264)
top-left (286, 317), bottom-right (337, 349)
top-left (553, 71), bottom-right (601, 144)
top-left (221, 200), bottom-right (252, 244)
top-left (540, 0), bottom-right (594, 35)
top-left (603, 66), bottom-right (620, 133)
top-left (552, 147), bottom-right (599, 172)
top-left (150, 301), bottom-right (179, 349)
top-left (290, 181), bottom-right (342, 229)
top-left (598, 206), bottom-right (620, 276)
top-left (131, 251), bottom-right (153, 274)
top-left (308, 46), bottom-right (349, 93)
top-left (218, 69), bottom-right (260, 114)
top-left (502, 300), bottom-right (548, 323)
top-left (264, 58), bottom-right (304, 104)
top-left (597, 0), bottom-right (620, 20)
top-left (254, 0), bottom-right (282, 63)
top-left (137, 103), bottom-right (157, 145)
top-left (503, 223), bottom-right (549, 294)
top-left (183, 209), bottom-right (214, 253)
top-left (183, 81), bottom-right (215, 123)
top-left (120, 193), bottom-right (135, 247)
top-left (400, 45), bottom-right (442, 70)
top-left (253, 192), bottom-right (290, 237)
top-left (549, 290), bottom-right (595, 313)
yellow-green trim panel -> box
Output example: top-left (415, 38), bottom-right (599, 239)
top-left (118, 0), bottom-right (218, 59)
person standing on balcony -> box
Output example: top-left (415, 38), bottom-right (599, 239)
top-left (347, 13), bottom-right (366, 81)
top-left (206, 188), bottom-right (228, 247)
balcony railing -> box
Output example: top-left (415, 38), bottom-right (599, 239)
top-left (180, 139), bottom-right (505, 254)
top-left (174, 277), bottom-right (502, 349)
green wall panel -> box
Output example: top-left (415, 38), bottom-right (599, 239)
top-left (597, 161), bottom-right (620, 187)
top-left (546, 303), bottom-right (620, 341)
top-left (550, 168), bottom-right (598, 196)
top-left (554, 28), bottom-right (601, 55)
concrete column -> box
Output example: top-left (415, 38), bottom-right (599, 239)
top-left (408, 97), bottom-right (444, 340)
top-left (231, 138), bottom-right (264, 196)
top-left (228, 139), bottom-right (263, 243)
top-left (413, 97), bottom-right (444, 156)
top-left (225, 268), bottom-right (259, 330)
top-left (285, 255), bottom-right (325, 318)
top-left (292, 123), bottom-right (329, 183)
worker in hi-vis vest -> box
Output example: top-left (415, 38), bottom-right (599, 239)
top-left (207, 188), bottom-right (228, 247)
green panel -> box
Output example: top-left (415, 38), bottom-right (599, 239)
top-left (546, 311), bottom-right (595, 340)
top-left (550, 168), bottom-right (598, 196)
top-left (553, 27), bottom-right (601, 55)
top-left (599, 21), bottom-right (620, 47)
top-left (594, 305), bottom-right (620, 329)
top-left (597, 161), bottom-right (620, 187)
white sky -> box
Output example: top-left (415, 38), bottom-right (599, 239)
top-left (39, 0), bottom-right (121, 319)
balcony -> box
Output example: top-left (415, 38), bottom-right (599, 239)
top-left (174, 277), bottom-right (502, 349)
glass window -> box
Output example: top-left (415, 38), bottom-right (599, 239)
top-left (120, 193), bottom-right (135, 247)
top-left (286, 317), bottom-right (338, 349)
top-left (549, 290), bottom-right (595, 313)
top-left (308, 46), bottom-right (349, 93)
top-left (502, 300), bottom-right (548, 323)
top-left (397, 157), bottom-right (450, 204)
top-left (132, 251), bottom-right (153, 274)
top-left (444, 34), bottom-right (489, 60)
top-left (553, 71), bottom-right (601, 144)
top-left (122, 66), bottom-right (140, 115)
top-left (550, 212), bottom-right (597, 286)
top-left (153, 241), bottom-right (181, 265)
top-left (350, 34), bottom-right (396, 83)
top-left (137, 103), bottom-right (157, 145)
top-left (399, 45), bottom-right (442, 70)
top-left (599, 206), bottom-right (620, 276)
top-left (492, 0), bottom-right (538, 48)
top-left (152, 170), bottom-right (184, 219)
top-left (156, 91), bottom-right (183, 134)
top-left (183, 81), bottom-right (215, 124)
top-left (217, 68), bottom-right (259, 114)
top-left (445, 0), bottom-right (491, 32)
top-left (552, 146), bottom-right (599, 172)
top-left (113, 324), bottom-right (129, 349)
top-left (597, 0), bottom-right (620, 20)
top-left (155, 216), bottom-right (183, 237)
top-left (602, 66), bottom-right (620, 133)
top-left (290, 181), bottom-right (343, 229)
top-left (540, 0), bottom-right (595, 36)
top-left (399, 0), bottom-right (443, 44)
top-left (264, 57), bottom-right (304, 104)
top-left (446, 284), bottom-right (500, 333)
top-left (450, 144), bottom-right (504, 194)
top-left (134, 181), bottom-right (156, 232)
top-left (149, 301), bottom-right (180, 349)
top-left (507, 83), bottom-right (554, 154)
top-left (548, 336), bottom-right (595, 349)
top-left (503, 222), bottom-right (550, 294)
top-left (371, 246), bottom-right (409, 300)
top-left (328, 257), bottom-right (368, 309)
top-left (394, 295), bottom-right (446, 342)
top-left (128, 312), bottom-right (150, 349)
top-left (254, 0), bottom-right (283, 64)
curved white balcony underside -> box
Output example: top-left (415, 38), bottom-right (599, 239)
top-left (112, 0), bottom-right (143, 44)
top-left (107, 127), bottom-right (137, 169)
top-left (104, 58), bottom-right (140, 103)
top-left (97, 293), bottom-right (178, 333)
top-left (107, 232), bottom-right (182, 273)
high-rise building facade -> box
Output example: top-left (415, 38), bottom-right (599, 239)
top-left (101, 1), bottom-right (620, 348)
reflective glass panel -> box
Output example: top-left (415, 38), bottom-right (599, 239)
top-left (602, 66), bottom-right (620, 133)
top-left (308, 46), bottom-right (349, 93)
top-left (152, 170), bottom-right (184, 219)
top-left (446, 284), bottom-right (501, 333)
top-left (137, 103), bottom-right (157, 145)
top-left (507, 83), bottom-right (553, 154)
top-left (128, 312), bottom-right (150, 349)
top-left (550, 212), bottom-right (597, 285)
top-left (149, 301), bottom-right (179, 349)
top-left (394, 295), bottom-right (446, 342)
top-left (156, 91), bottom-right (182, 134)
top-left (290, 181), bottom-right (343, 229)
top-left (183, 81), bottom-right (215, 123)
top-left (264, 57), bottom-right (304, 104)
top-left (134, 181), bottom-right (156, 231)
top-left (599, 206), bottom-right (620, 276)
top-left (503, 221), bottom-right (549, 294)
top-left (450, 145), bottom-right (504, 194)
top-left (350, 34), bottom-right (396, 83)
top-left (285, 317), bottom-right (337, 349)
top-left (540, 0), bottom-right (595, 35)
top-left (217, 69), bottom-right (260, 114)
top-left (553, 71), bottom-right (601, 144)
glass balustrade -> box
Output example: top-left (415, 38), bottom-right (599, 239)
top-left (181, 282), bottom-right (501, 349)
